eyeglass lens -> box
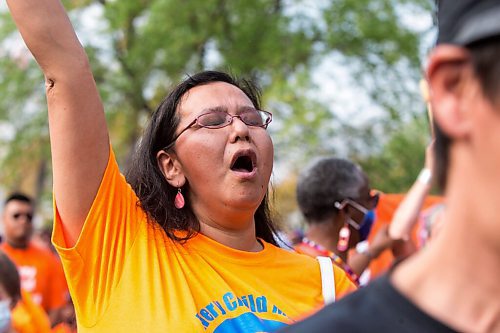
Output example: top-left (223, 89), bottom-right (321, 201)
top-left (198, 110), bottom-right (270, 128)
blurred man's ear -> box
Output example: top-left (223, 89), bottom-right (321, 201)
top-left (427, 45), bottom-right (475, 140)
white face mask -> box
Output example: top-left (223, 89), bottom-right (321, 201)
top-left (0, 300), bottom-right (12, 333)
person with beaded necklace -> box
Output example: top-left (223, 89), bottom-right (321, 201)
top-left (294, 157), bottom-right (393, 285)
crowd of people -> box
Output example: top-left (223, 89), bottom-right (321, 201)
top-left (1, 0), bottom-right (500, 332)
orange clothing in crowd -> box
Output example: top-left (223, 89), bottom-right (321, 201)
top-left (12, 290), bottom-right (52, 333)
top-left (0, 242), bottom-right (68, 313)
top-left (367, 193), bottom-right (444, 278)
top-left (52, 148), bottom-right (355, 332)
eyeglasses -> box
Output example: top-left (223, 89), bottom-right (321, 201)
top-left (12, 212), bottom-right (33, 222)
top-left (163, 109), bottom-right (272, 150)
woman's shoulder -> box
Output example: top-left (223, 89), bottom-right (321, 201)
top-left (267, 241), bottom-right (321, 266)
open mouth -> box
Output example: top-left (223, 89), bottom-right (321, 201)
top-left (230, 151), bottom-right (256, 173)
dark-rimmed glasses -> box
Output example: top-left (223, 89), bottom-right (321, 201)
top-left (162, 109), bottom-right (272, 151)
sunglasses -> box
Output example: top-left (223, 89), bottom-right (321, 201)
top-left (12, 212), bottom-right (33, 222)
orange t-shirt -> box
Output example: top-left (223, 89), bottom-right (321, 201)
top-left (367, 193), bottom-right (444, 278)
top-left (1, 242), bottom-right (68, 313)
top-left (52, 148), bottom-right (355, 332)
top-left (11, 290), bottom-right (52, 333)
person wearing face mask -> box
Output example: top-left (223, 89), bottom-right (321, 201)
top-left (294, 157), bottom-right (394, 286)
top-left (0, 251), bottom-right (51, 333)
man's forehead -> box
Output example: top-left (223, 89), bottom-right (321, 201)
top-left (5, 200), bottom-right (33, 211)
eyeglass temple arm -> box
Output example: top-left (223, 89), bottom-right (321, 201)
top-left (162, 119), bottom-right (198, 151)
top-left (334, 199), bottom-right (369, 214)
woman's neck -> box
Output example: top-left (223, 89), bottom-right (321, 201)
top-left (192, 201), bottom-right (262, 251)
top-left (198, 219), bottom-right (262, 252)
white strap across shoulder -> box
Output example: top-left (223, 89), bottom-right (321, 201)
top-left (317, 256), bottom-right (336, 304)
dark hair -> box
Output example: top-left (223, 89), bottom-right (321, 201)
top-left (434, 37), bottom-right (500, 191)
top-left (4, 192), bottom-right (33, 206)
top-left (0, 251), bottom-right (21, 306)
top-left (296, 157), bottom-right (366, 222)
top-left (126, 70), bottom-right (278, 245)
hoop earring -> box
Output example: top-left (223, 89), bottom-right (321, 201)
top-left (174, 187), bottom-right (185, 209)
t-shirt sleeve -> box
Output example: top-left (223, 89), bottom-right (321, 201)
top-left (52, 147), bottom-right (145, 326)
top-left (333, 264), bottom-right (357, 299)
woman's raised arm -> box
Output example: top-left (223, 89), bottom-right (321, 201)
top-left (7, 0), bottom-right (110, 246)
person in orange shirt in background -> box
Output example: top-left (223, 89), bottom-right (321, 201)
top-left (0, 250), bottom-right (51, 333)
top-left (0, 194), bottom-right (68, 327)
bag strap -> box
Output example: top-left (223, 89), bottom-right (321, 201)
top-left (317, 256), bottom-right (336, 304)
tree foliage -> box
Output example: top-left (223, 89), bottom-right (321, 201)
top-left (355, 113), bottom-right (431, 193)
top-left (0, 0), bottom-right (432, 219)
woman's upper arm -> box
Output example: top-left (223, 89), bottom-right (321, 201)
top-left (7, 0), bottom-right (110, 245)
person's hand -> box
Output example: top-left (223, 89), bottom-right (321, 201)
top-left (367, 225), bottom-right (394, 259)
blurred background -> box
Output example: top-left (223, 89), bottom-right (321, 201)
top-left (0, 0), bottom-right (434, 232)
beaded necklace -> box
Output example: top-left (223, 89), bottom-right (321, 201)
top-left (300, 237), bottom-right (359, 285)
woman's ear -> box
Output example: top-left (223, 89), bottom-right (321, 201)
top-left (156, 150), bottom-right (186, 187)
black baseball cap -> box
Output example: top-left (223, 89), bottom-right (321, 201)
top-left (437, 0), bottom-right (500, 45)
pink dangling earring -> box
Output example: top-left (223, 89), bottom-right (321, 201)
top-left (174, 187), bottom-right (185, 209)
top-left (337, 223), bottom-right (351, 252)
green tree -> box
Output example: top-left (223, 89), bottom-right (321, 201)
top-left (0, 0), bottom-right (432, 212)
top-left (355, 113), bottom-right (431, 193)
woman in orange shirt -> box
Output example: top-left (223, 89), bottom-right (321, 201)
top-left (6, 0), bottom-right (356, 331)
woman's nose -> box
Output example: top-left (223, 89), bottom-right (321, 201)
top-left (229, 116), bottom-right (250, 142)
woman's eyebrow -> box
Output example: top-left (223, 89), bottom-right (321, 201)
top-left (201, 105), bottom-right (228, 113)
top-left (236, 105), bottom-right (258, 114)
top-left (201, 105), bottom-right (257, 114)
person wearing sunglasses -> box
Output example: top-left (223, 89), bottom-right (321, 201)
top-left (0, 194), bottom-right (68, 328)
top-left (295, 158), bottom-right (394, 286)
top-left (5, 1), bottom-right (357, 331)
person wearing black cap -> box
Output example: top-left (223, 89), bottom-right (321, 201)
top-left (281, 1), bottom-right (500, 332)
